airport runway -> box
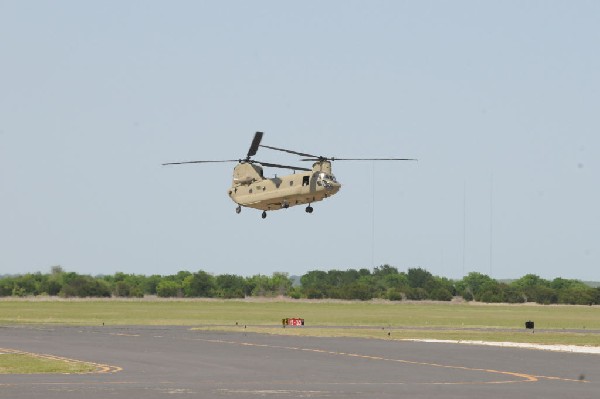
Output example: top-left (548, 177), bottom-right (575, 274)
top-left (0, 325), bottom-right (597, 398)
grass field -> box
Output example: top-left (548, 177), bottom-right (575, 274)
top-left (1, 298), bottom-right (599, 347)
top-left (0, 353), bottom-right (96, 374)
top-left (195, 325), bottom-right (600, 347)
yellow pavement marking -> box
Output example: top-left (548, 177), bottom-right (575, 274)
top-left (193, 338), bottom-right (587, 385)
top-left (0, 347), bottom-right (122, 374)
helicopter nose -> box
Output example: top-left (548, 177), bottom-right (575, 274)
top-left (329, 181), bottom-right (341, 193)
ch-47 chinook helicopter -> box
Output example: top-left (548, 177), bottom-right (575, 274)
top-left (163, 132), bottom-right (415, 219)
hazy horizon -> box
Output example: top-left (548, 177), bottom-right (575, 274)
top-left (2, 2), bottom-right (598, 281)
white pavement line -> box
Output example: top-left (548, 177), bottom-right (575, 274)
top-left (402, 339), bottom-right (600, 354)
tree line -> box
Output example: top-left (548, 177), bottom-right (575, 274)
top-left (0, 266), bottom-right (292, 299)
top-left (1, 265), bottom-right (599, 305)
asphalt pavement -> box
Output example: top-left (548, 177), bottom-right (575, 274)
top-left (0, 325), bottom-right (598, 398)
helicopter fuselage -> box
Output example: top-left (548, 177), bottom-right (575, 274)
top-left (163, 131), bottom-right (413, 217)
top-left (228, 160), bottom-right (341, 211)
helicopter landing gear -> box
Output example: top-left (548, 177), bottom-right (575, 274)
top-left (235, 205), bottom-right (241, 214)
top-left (305, 205), bottom-right (314, 214)
top-left (282, 200), bottom-right (289, 209)
top-left (262, 210), bottom-right (267, 219)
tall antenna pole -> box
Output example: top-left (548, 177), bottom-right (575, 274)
top-left (489, 173), bottom-right (494, 277)
top-left (462, 182), bottom-right (466, 277)
top-left (371, 161), bottom-right (376, 268)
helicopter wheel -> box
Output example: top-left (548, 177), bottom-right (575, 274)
top-left (305, 205), bottom-right (313, 214)
top-left (262, 211), bottom-right (267, 219)
top-left (235, 206), bottom-right (241, 214)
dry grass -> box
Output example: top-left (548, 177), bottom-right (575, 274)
top-left (1, 297), bottom-right (599, 346)
top-left (0, 353), bottom-right (95, 374)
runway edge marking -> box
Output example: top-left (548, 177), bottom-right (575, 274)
top-left (191, 338), bottom-right (552, 385)
top-left (402, 338), bottom-right (600, 355)
top-left (0, 347), bottom-right (122, 374)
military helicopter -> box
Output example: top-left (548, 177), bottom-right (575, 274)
top-left (163, 132), bottom-right (415, 219)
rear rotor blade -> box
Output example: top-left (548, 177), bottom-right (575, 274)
top-left (162, 159), bottom-right (239, 166)
top-left (260, 144), bottom-right (319, 159)
top-left (300, 157), bottom-right (418, 162)
top-left (247, 131), bottom-right (264, 159)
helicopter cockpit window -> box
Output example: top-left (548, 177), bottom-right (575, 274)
top-left (317, 173), bottom-right (337, 189)
top-left (318, 173), bottom-right (337, 182)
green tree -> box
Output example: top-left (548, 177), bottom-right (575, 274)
top-left (271, 272), bottom-right (292, 296)
top-left (0, 277), bottom-right (16, 296)
top-left (156, 280), bottom-right (182, 297)
top-left (385, 288), bottom-right (404, 301)
top-left (502, 284), bottom-right (525, 303)
top-left (475, 280), bottom-right (504, 303)
top-left (59, 274), bottom-right (110, 298)
top-left (429, 288), bottom-right (453, 301)
top-left (405, 287), bottom-right (428, 300)
top-left (182, 271), bottom-right (215, 297)
top-left (371, 265), bottom-right (402, 298)
top-left (407, 268), bottom-right (434, 289)
top-left (511, 274), bottom-right (554, 303)
top-left (340, 281), bottom-right (373, 301)
top-left (383, 273), bottom-right (409, 290)
top-left (145, 275), bottom-right (162, 295)
top-left (215, 274), bottom-right (246, 298)
top-left (248, 274), bottom-right (270, 296)
top-left (558, 286), bottom-right (594, 305)
top-left (373, 265), bottom-right (398, 277)
top-left (107, 272), bottom-right (145, 297)
top-left (300, 270), bottom-right (328, 298)
top-left (456, 272), bottom-right (496, 299)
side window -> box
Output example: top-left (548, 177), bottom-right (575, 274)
top-left (289, 181), bottom-right (294, 186)
top-left (302, 176), bottom-right (310, 186)
top-left (249, 188), bottom-right (253, 194)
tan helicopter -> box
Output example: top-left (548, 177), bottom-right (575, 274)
top-left (163, 132), bottom-right (415, 218)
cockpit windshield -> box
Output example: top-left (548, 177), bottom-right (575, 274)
top-left (318, 172), bottom-right (337, 182)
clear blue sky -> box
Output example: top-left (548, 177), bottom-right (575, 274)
top-left (1, 1), bottom-right (598, 281)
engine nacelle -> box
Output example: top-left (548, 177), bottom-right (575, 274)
top-left (232, 163), bottom-right (264, 185)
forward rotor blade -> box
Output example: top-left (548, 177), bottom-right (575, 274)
top-left (162, 159), bottom-right (239, 166)
top-left (260, 144), bottom-right (318, 159)
top-left (300, 157), bottom-right (418, 162)
top-left (258, 161), bottom-right (311, 172)
top-left (334, 157), bottom-right (418, 161)
top-left (247, 131), bottom-right (264, 159)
